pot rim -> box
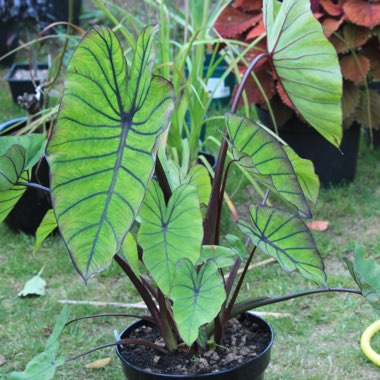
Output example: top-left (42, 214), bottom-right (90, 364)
top-left (115, 311), bottom-right (274, 379)
top-left (6, 63), bottom-right (49, 82)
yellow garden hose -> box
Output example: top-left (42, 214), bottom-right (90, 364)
top-left (361, 320), bottom-right (380, 366)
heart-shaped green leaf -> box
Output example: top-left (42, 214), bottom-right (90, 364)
top-left (345, 246), bottom-right (380, 312)
top-left (47, 26), bottom-right (174, 281)
top-left (171, 258), bottom-right (226, 346)
top-left (264, 0), bottom-right (343, 147)
top-left (238, 204), bottom-right (326, 286)
top-left (138, 182), bottom-right (203, 295)
top-left (226, 113), bottom-right (312, 218)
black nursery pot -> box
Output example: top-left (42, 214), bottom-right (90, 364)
top-left (0, 118), bottom-right (51, 234)
top-left (0, 21), bottom-right (18, 66)
top-left (116, 313), bottom-right (274, 380)
top-left (257, 108), bottom-right (361, 187)
top-left (365, 81), bottom-right (380, 149)
top-left (6, 64), bottom-right (49, 103)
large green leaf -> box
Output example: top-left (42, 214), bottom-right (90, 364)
top-left (345, 246), bottom-right (380, 312)
top-left (9, 306), bottom-right (69, 380)
top-left (238, 204), bottom-right (326, 286)
top-left (264, 0), bottom-right (342, 147)
top-left (171, 258), bottom-right (226, 346)
top-left (0, 135), bottom-right (46, 190)
top-left (226, 113), bottom-right (312, 218)
top-left (138, 182), bottom-right (203, 295)
top-left (47, 26), bottom-right (175, 281)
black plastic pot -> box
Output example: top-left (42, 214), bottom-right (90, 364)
top-left (198, 151), bottom-right (217, 171)
top-left (0, 21), bottom-right (18, 66)
top-left (0, 118), bottom-right (51, 234)
top-left (257, 108), bottom-right (361, 187)
top-left (116, 313), bottom-right (274, 380)
top-left (365, 81), bottom-right (380, 148)
top-left (6, 63), bottom-right (49, 103)
top-left (45, 0), bottom-right (82, 26)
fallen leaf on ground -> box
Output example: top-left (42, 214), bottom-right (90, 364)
top-left (18, 274), bottom-right (46, 297)
top-left (0, 355), bottom-right (7, 366)
top-left (307, 221), bottom-right (329, 232)
top-left (85, 357), bottom-right (111, 369)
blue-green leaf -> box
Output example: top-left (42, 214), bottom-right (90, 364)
top-left (238, 203), bottom-right (326, 286)
top-left (47, 26), bottom-right (174, 281)
top-left (138, 182), bottom-right (203, 295)
top-left (171, 258), bottom-right (226, 346)
top-left (345, 246), bottom-right (380, 312)
top-left (226, 113), bottom-right (312, 218)
top-left (264, 0), bottom-right (343, 147)
top-left (9, 306), bottom-right (69, 380)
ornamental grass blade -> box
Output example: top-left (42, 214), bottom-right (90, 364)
top-left (226, 113), bottom-right (312, 218)
top-left (264, 0), bottom-right (343, 147)
top-left (138, 182), bottom-right (203, 296)
top-left (171, 258), bottom-right (226, 346)
top-left (345, 246), bottom-right (380, 312)
top-left (238, 204), bottom-right (326, 286)
top-left (47, 26), bottom-right (174, 281)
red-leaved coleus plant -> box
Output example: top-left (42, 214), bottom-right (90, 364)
top-left (214, 0), bottom-right (380, 130)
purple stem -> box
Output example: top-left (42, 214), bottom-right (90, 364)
top-left (203, 53), bottom-right (268, 245)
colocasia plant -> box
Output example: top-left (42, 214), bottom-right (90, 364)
top-left (2, 0), bottom-right (379, 378)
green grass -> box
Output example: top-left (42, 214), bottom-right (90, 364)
top-left (0, 68), bottom-right (26, 123)
top-left (1, 66), bottom-right (380, 378)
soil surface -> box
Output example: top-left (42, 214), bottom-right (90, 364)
top-left (11, 69), bottom-right (48, 81)
top-left (119, 315), bottom-right (271, 375)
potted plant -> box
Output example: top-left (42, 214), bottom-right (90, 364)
top-left (3, 1), bottom-right (380, 379)
top-left (214, 0), bottom-right (380, 186)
